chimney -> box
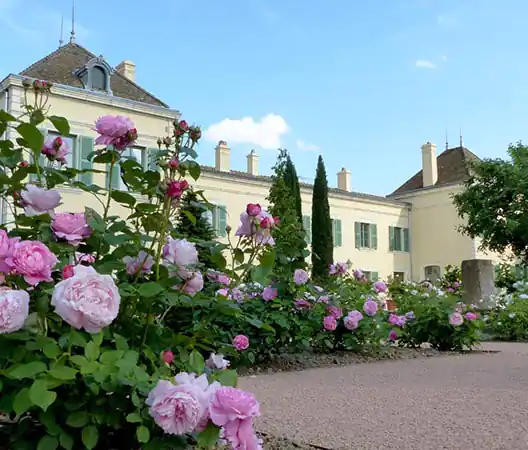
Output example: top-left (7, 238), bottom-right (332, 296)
top-left (421, 142), bottom-right (438, 187)
top-left (337, 167), bottom-right (351, 191)
top-left (116, 60), bottom-right (136, 82)
top-left (215, 141), bottom-right (230, 172)
top-left (247, 149), bottom-right (259, 175)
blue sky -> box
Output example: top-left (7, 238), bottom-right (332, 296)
top-left (0, 0), bottom-right (526, 196)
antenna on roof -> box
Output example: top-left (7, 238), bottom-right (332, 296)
top-left (459, 127), bottom-right (464, 148)
top-left (445, 128), bottom-right (449, 151)
top-left (69, 0), bottom-right (76, 43)
top-left (58, 14), bottom-right (64, 48)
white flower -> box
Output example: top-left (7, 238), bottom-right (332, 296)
top-left (206, 353), bottom-right (230, 370)
top-left (509, 313), bottom-right (517, 319)
top-left (410, 289), bottom-right (418, 295)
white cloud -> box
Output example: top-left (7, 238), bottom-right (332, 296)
top-left (296, 139), bottom-right (319, 152)
top-left (415, 59), bottom-right (437, 69)
top-left (204, 114), bottom-right (289, 150)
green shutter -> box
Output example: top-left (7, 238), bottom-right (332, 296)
top-left (371, 271), bottom-right (379, 281)
top-left (354, 222), bottom-right (360, 249)
top-left (370, 224), bottom-right (378, 250)
top-left (389, 226), bottom-right (395, 251)
top-left (79, 136), bottom-right (93, 185)
top-left (217, 205), bottom-right (227, 237)
top-left (148, 148), bottom-right (160, 171)
top-left (403, 228), bottom-right (410, 252)
top-left (107, 163), bottom-right (121, 190)
top-left (302, 215), bottom-right (311, 244)
top-left (334, 219), bottom-right (342, 247)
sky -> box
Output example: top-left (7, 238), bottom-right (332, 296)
top-left (0, 0), bottom-right (527, 196)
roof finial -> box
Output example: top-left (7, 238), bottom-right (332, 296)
top-left (459, 127), bottom-right (464, 148)
top-left (445, 128), bottom-right (449, 151)
top-left (69, 0), bottom-right (76, 43)
top-left (58, 14), bottom-right (64, 48)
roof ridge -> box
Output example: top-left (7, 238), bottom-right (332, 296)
top-left (19, 42), bottom-right (86, 75)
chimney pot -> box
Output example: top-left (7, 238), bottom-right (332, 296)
top-left (421, 142), bottom-right (438, 187)
top-left (337, 168), bottom-right (351, 192)
top-left (116, 60), bottom-right (136, 82)
top-left (247, 149), bottom-right (259, 175)
top-left (215, 141), bottom-right (230, 172)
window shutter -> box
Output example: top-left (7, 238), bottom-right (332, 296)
top-left (403, 228), bottom-right (410, 252)
top-left (218, 205), bottom-right (227, 237)
top-left (107, 162), bottom-right (121, 190)
top-left (389, 226), bottom-right (395, 252)
top-left (370, 224), bottom-right (378, 249)
top-left (148, 148), bottom-right (160, 171)
top-left (354, 222), bottom-right (360, 249)
top-left (78, 136), bottom-right (93, 185)
top-left (334, 219), bottom-right (342, 247)
top-left (371, 271), bottom-right (379, 281)
top-left (302, 215), bottom-right (311, 243)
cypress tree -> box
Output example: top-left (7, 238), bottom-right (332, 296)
top-left (283, 156), bottom-right (303, 223)
top-left (311, 155), bottom-right (333, 280)
top-left (175, 190), bottom-right (218, 269)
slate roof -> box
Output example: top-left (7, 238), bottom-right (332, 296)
top-left (200, 166), bottom-right (408, 206)
top-left (389, 146), bottom-right (481, 196)
top-left (19, 42), bottom-right (168, 107)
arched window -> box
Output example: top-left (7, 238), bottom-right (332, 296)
top-left (424, 265), bottom-right (441, 282)
top-left (91, 66), bottom-right (107, 91)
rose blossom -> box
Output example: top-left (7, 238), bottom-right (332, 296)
top-left (162, 350), bottom-right (175, 364)
top-left (75, 252), bottom-right (95, 265)
top-left (329, 262), bottom-right (348, 276)
top-left (235, 210), bottom-right (275, 246)
top-left (374, 281), bottom-right (388, 293)
top-left (167, 180), bottom-right (189, 199)
top-left (233, 334), bottom-right (249, 351)
top-left (0, 288), bottom-right (30, 334)
top-left (363, 298), bottom-right (378, 316)
top-left (163, 238), bottom-right (199, 269)
top-left (293, 269), bottom-right (309, 285)
top-left (0, 231), bottom-right (18, 273)
top-left (327, 305), bottom-right (343, 319)
top-left (62, 264), bottom-right (75, 279)
top-left (123, 251), bottom-right (154, 276)
top-left (181, 271), bottom-right (204, 297)
top-left (51, 212), bottom-right (91, 245)
top-left (405, 311), bottom-right (415, 320)
top-left (465, 312), bottom-right (477, 321)
top-left (388, 313), bottom-right (407, 327)
top-left (388, 329), bottom-right (398, 341)
top-left (295, 299), bottom-right (311, 309)
top-left (217, 288), bottom-right (229, 297)
top-left (41, 135), bottom-right (71, 164)
top-left (20, 185), bottom-right (61, 217)
top-left (348, 310), bottom-right (363, 322)
top-left (353, 268), bottom-right (363, 280)
top-left (449, 312), bottom-right (464, 327)
top-left (7, 240), bottom-right (58, 285)
top-left (207, 353), bottom-right (230, 370)
top-left (94, 115), bottom-right (137, 150)
top-left (323, 315), bottom-right (337, 331)
top-left (344, 316), bottom-right (359, 330)
top-left (209, 387), bottom-right (261, 450)
top-left (51, 265), bottom-right (120, 333)
top-left (246, 203), bottom-right (262, 217)
top-left (262, 286), bottom-right (278, 301)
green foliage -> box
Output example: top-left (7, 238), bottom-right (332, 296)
top-left (283, 155), bottom-right (303, 223)
top-left (453, 142), bottom-right (528, 263)
top-left (311, 155), bottom-right (333, 281)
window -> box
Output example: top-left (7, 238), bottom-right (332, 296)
top-left (424, 265), bottom-right (441, 282)
top-left (205, 205), bottom-right (227, 237)
top-left (389, 226), bottom-right (410, 252)
top-left (393, 271), bottom-right (405, 281)
top-left (91, 66), bottom-right (107, 91)
top-left (108, 147), bottom-right (146, 191)
top-left (354, 222), bottom-right (377, 249)
top-left (362, 271), bottom-right (379, 281)
top-left (74, 56), bottom-right (113, 95)
top-left (302, 215), bottom-right (311, 244)
top-left (332, 219), bottom-right (342, 247)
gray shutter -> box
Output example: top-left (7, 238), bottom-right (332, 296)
top-left (370, 224), bottom-right (378, 250)
top-left (79, 136), bottom-right (93, 185)
top-left (354, 222), bottom-right (361, 249)
top-left (403, 228), bottom-right (410, 252)
top-left (218, 205), bottom-right (227, 237)
top-left (389, 226), bottom-right (395, 252)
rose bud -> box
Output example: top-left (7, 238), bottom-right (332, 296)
top-left (246, 203), bottom-right (262, 217)
top-left (162, 350), bottom-right (174, 364)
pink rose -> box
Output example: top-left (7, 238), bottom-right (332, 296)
top-left (51, 265), bottom-right (120, 333)
top-left (262, 286), bottom-right (278, 301)
top-left (162, 350), bottom-right (174, 364)
top-left (449, 312), bottom-right (464, 327)
top-left (233, 334), bottom-right (249, 351)
top-left (217, 288), bottom-right (229, 297)
top-left (327, 305), bottom-right (343, 319)
top-left (246, 203), bottom-right (262, 217)
top-left (388, 329), bottom-right (398, 341)
top-left (293, 269), bottom-right (309, 285)
top-left (7, 240), bottom-right (58, 285)
top-left (51, 212), bottom-right (91, 245)
top-left (209, 387), bottom-right (261, 450)
top-left (75, 252), bottom-right (95, 265)
top-left (0, 231), bottom-right (19, 273)
top-left (217, 274), bottom-right (230, 285)
top-left (62, 264), bottom-right (74, 279)
top-left (0, 287), bottom-right (30, 334)
top-left (123, 251), bottom-right (154, 276)
top-left (167, 180), bottom-right (189, 199)
top-left (363, 299), bottom-right (378, 317)
top-left (344, 316), bottom-right (359, 330)
top-left (163, 238), bottom-right (199, 268)
top-left (295, 298), bottom-right (311, 309)
top-left (94, 115), bottom-right (137, 151)
top-left (41, 135), bottom-right (71, 164)
top-left (235, 210), bottom-right (275, 246)
top-left (182, 271), bottom-right (204, 297)
top-left (465, 312), bottom-right (477, 321)
top-left (323, 315), bottom-right (337, 331)
top-left (206, 353), bottom-right (230, 370)
top-left (20, 185), bottom-right (61, 217)
top-left (374, 281), bottom-right (388, 293)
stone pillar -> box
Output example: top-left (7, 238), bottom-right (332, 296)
top-left (461, 259), bottom-right (496, 308)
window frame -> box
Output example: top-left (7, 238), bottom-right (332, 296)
top-left (355, 222), bottom-right (377, 250)
top-left (108, 146), bottom-right (147, 191)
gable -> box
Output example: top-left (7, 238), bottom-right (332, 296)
top-left (390, 146), bottom-right (481, 196)
top-left (19, 43), bottom-right (168, 108)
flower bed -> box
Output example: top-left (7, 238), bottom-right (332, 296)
top-left (0, 81), bottom-right (485, 449)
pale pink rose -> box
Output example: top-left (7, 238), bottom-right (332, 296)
top-left (51, 265), bottom-right (120, 333)
top-left (323, 315), bottom-right (337, 331)
top-left (163, 238), bottom-right (199, 268)
top-left (374, 281), bottom-right (388, 293)
top-left (235, 210), bottom-right (275, 246)
top-left (348, 310), bottom-right (363, 322)
top-left (293, 269), bottom-right (309, 285)
top-left (123, 251), bottom-right (154, 276)
top-left (295, 299), bottom-right (311, 309)
top-left (0, 231), bottom-right (19, 273)
top-left (75, 252), bottom-right (95, 265)
top-left (0, 287), bottom-right (30, 334)
top-left (51, 212), bottom-right (91, 245)
top-left (327, 305), bottom-right (343, 319)
top-left (217, 274), bottom-right (230, 285)
top-left (7, 240), bottom-right (58, 285)
top-left (207, 353), bottom-right (230, 370)
top-left (41, 135), bottom-right (71, 165)
top-left (94, 115), bottom-right (137, 151)
top-left (217, 288), bottom-right (229, 297)
top-left (182, 271), bottom-right (204, 296)
top-left (20, 185), bottom-right (61, 217)
top-left (209, 387), bottom-right (261, 450)
top-left (233, 334), bottom-right (249, 351)
top-left (147, 380), bottom-right (203, 435)
top-left (449, 312), bottom-right (464, 327)
top-left (363, 298), bottom-right (378, 316)
top-left (344, 316), bottom-right (359, 330)
top-left (465, 312), bottom-right (477, 321)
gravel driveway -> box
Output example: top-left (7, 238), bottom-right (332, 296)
top-left (240, 342), bottom-right (528, 449)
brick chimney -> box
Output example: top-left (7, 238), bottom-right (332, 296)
top-left (337, 167), bottom-right (351, 191)
top-left (247, 149), bottom-right (258, 176)
top-left (116, 60), bottom-right (136, 82)
top-left (421, 142), bottom-right (438, 187)
top-left (215, 141), bottom-right (230, 172)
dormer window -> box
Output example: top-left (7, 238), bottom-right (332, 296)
top-left (74, 56), bottom-right (113, 94)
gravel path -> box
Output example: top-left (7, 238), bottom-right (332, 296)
top-left (240, 342), bottom-right (528, 450)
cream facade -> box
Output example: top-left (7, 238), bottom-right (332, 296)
top-left (0, 42), bottom-right (500, 282)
